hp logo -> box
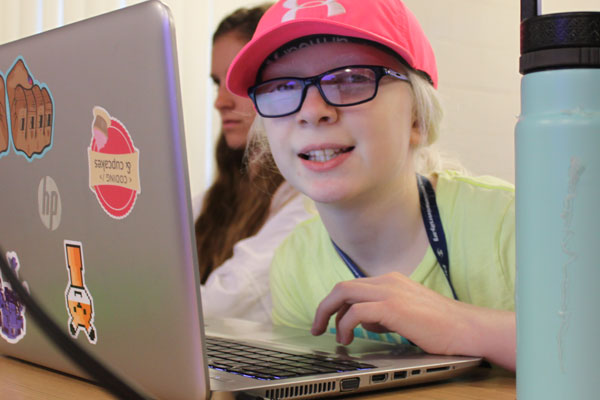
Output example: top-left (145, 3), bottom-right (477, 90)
top-left (38, 176), bottom-right (62, 231)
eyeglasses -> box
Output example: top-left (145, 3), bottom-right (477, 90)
top-left (248, 65), bottom-right (410, 118)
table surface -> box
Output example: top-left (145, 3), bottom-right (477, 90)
top-left (0, 355), bottom-right (516, 399)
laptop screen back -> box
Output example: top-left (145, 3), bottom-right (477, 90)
top-left (0, 2), bottom-right (208, 399)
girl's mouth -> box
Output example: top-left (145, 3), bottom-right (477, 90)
top-left (298, 146), bottom-right (355, 162)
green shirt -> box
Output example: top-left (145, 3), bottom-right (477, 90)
top-left (270, 171), bottom-right (515, 341)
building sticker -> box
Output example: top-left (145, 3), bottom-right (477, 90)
top-left (1, 57), bottom-right (55, 161)
top-left (64, 241), bottom-right (97, 344)
top-left (88, 106), bottom-right (140, 219)
top-left (0, 71), bottom-right (8, 158)
top-left (0, 251), bottom-right (29, 344)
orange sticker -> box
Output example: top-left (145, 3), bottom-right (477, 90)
top-left (64, 241), bottom-right (97, 344)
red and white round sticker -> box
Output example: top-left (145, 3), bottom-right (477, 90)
top-left (88, 107), bottom-right (140, 219)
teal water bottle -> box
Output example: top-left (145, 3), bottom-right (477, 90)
top-left (516, 1), bottom-right (600, 398)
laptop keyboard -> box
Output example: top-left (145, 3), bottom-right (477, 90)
top-left (206, 336), bottom-right (376, 380)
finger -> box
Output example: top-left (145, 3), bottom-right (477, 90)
top-left (0, 75), bottom-right (7, 152)
top-left (313, 300), bottom-right (388, 338)
top-left (310, 302), bottom-right (350, 338)
top-left (33, 85), bottom-right (52, 154)
top-left (334, 302), bottom-right (351, 331)
top-left (6, 59), bottom-right (32, 114)
top-left (0, 121), bottom-right (6, 152)
top-left (33, 86), bottom-right (44, 143)
top-left (7, 59), bottom-right (37, 157)
top-left (332, 303), bottom-right (352, 341)
top-left (336, 306), bottom-right (391, 343)
top-left (41, 88), bottom-right (52, 139)
top-left (12, 86), bottom-right (27, 148)
top-left (25, 88), bottom-right (36, 155)
top-left (336, 302), bottom-right (386, 345)
top-left (312, 280), bottom-right (384, 335)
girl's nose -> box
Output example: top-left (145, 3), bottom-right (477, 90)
top-left (295, 86), bottom-right (338, 126)
top-left (214, 85), bottom-right (234, 111)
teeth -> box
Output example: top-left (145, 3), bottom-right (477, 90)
top-left (306, 149), bottom-right (344, 162)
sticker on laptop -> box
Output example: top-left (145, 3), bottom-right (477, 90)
top-left (0, 251), bottom-right (29, 344)
top-left (64, 240), bottom-right (97, 344)
top-left (1, 56), bottom-right (55, 161)
top-left (0, 71), bottom-right (9, 159)
top-left (88, 106), bottom-right (141, 219)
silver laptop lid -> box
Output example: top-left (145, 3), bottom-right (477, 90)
top-left (0, 1), bottom-right (208, 399)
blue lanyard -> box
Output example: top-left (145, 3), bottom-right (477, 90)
top-left (332, 175), bottom-right (459, 301)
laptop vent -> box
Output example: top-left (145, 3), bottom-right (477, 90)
top-left (264, 380), bottom-right (337, 399)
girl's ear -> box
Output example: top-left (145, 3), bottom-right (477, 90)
top-left (409, 118), bottom-right (423, 148)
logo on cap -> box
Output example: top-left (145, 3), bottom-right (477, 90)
top-left (282, 0), bottom-right (346, 22)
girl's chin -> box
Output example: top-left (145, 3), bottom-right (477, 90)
top-left (223, 132), bottom-right (248, 149)
top-left (299, 184), bottom-right (353, 206)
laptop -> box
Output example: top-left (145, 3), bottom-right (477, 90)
top-left (0, 1), bottom-right (481, 399)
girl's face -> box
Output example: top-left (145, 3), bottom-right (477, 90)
top-left (212, 32), bottom-right (256, 149)
top-left (261, 41), bottom-right (421, 207)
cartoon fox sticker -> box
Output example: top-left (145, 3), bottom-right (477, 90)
top-left (64, 241), bottom-right (97, 344)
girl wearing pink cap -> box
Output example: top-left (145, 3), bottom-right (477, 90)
top-left (228, 0), bottom-right (515, 370)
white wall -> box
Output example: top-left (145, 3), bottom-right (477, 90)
top-left (1, 0), bottom-right (598, 199)
top-left (405, 0), bottom-right (598, 183)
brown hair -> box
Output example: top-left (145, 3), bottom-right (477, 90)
top-left (195, 3), bottom-right (282, 284)
top-left (212, 3), bottom-right (271, 42)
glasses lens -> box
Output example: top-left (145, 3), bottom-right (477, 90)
top-left (320, 67), bottom-right (377, 105)
top-left (254, 79), bottom-right (303, 117)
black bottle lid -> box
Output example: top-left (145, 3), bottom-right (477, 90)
top-left (520, 11), bottom-right (600, 74)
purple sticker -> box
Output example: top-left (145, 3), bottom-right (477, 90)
top-left (0, 251), bottom-right (29, 343)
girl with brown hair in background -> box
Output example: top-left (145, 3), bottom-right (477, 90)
top-left (194, 3), bottom-right (313, 324)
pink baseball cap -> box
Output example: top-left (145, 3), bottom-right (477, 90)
top-left (226, 0), bottom-right (438, 98)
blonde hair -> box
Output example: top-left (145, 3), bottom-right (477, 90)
top-left (409, 69), bottom-right (445, 175)
top-left (246, 117), bottom-right (275, 174)
top-left (409, 70), bottom-right (468, 176)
